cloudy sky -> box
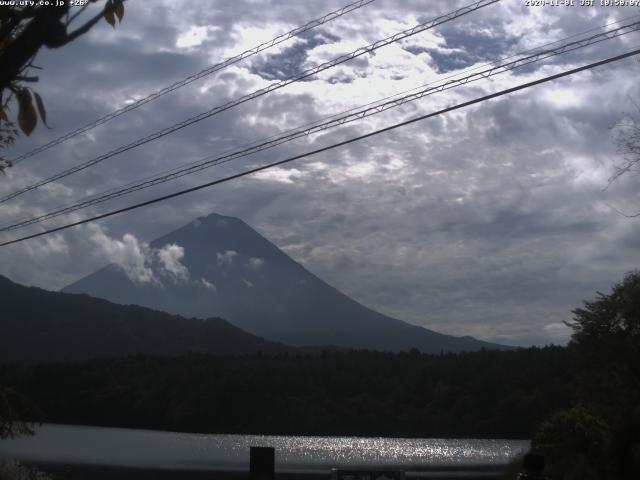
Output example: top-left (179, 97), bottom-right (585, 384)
top-left (1, 0), bottom-right (639, 346)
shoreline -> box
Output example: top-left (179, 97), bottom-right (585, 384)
top-left (20, 421), bottom-right (532, 441)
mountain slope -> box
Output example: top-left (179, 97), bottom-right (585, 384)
top-left (64, 213), bottom-right (508, 353)
top-left (0, 275), bottom-right (292, 363)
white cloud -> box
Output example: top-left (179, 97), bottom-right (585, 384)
top-left (198, 277), bottom-right (217, 292)
top-left (38, 234), bottom-right (70, 255)
top-left (542, 89), bottom-right (581, 109)
top-left (156, 243), bottom-right (189, 281)
top-left (89, 228), bottom-right (155, 285)
top-left (245, 257), bottom-right (264, 271)
top-left (176, 25), bottom-right (216, 49)
top-left (254, 167), bottom-right (305, 184)
top-left (87, 226), bottom-right (189, 285)
top-left (224, 22), bottom-right (294, 58)
top-left (217, 250), bottom-right (238, 265)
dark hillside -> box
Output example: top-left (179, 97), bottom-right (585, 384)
top-left (0, 275), bottom-right (292, 362)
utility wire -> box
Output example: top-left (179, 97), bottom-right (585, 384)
top-left (21, 4), bottom-right (636, 221)
top-left (3, 18), bottom-right (638, 233)
top-left (2, 47), bottom-right (638, 248)
top-left (0, 0), bottom-right (499, 205)
top-left (3, 14), bottom-right (637, 232)
top-left (9, 0), bottom-right (378, 166)
top-left (64, 13), bottom-right (640, 203)
top-left (5, 8), bottom-right (636, 230)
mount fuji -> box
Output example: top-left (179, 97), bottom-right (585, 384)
top-left (63, 213), bottom-right (507, 353)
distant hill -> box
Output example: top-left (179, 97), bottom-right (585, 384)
top-left (63, 212), bottom-right (508, 353)
top-left (0, 275), bottom-right (292, 363)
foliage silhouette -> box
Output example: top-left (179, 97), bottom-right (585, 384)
top-left (0, 0), bottom-right (125, 172)
top-left (533, 272), bottom-right (640, 479)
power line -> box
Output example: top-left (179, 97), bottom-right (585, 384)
top-left (2, 47), bottom-right (638, 248)
top-left (9, 0), bottom-right (378, 166)
top-left (0, 0), bottom-right (499, 205)
top-left (3, 18), bottom-right (638, 233)
top-left (72, 13), bottom-right (640, 198)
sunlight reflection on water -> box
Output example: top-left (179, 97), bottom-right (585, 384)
top-left (0, 424), bottom-right (530, 470)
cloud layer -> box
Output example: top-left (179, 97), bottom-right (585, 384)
top-left (1, 0), bottom-right (640, 345)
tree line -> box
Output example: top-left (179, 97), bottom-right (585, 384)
top-left (0, 346), bottom-right (574, 439)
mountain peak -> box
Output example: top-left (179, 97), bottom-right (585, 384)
top-left (64, 212), bottom-right (509, 353)
top-left (197, 212), bottom-right (240, 224)
top-left (184, 212), bottom-right (239, 231)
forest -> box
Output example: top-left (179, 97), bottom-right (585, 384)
top-left (0, 346), bottom-right (573, 439)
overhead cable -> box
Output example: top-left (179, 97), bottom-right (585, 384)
top-left (9, 0), bottom-right (378, 165)
top-left (0, 0), bottom-right (500, 205)
top-left (3, 18), bottom-right (638, 233)
top-left (2, 46), bottom-right (638, 248)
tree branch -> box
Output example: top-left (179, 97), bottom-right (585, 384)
top-left (606, 203), bottom-right (640, 218)
top-left (0, 7), bottom-right (68, 90)
top-left (14, 76), bottom-right (39, 83)
top-left (63, 0), bottom-right (125, 45)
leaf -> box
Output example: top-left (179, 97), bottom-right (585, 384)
top-left (104, 1), bottom-right (116, 28)
top-left (17, 89), bottom-right (37, 136)
top-left (115, 1), bottom-right (124, 22)
top-left (33, 92), bottom-right (50, 128)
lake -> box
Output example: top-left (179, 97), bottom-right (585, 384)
top-left (0, 424), bottom-right (529, 475)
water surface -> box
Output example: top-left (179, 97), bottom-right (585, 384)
top-left (0, 424), bottom-right (529, 472)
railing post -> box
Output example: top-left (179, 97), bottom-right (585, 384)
top-left (249, 446), bottom-right (275, 480)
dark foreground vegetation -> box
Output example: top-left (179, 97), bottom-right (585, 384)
top-left (0, 274), bottom-right (293, 362)
top-left (0, 346), bottom-right (573, 439)
top-left (1, 272), bottom-right (638, 479)
top-left (529, 272), bottom-right (640, 479)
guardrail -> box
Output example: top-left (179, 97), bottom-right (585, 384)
top-left (29, 445), bottom-right (513, 480)
top-left (36, 462), bottom-right (507, 480)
